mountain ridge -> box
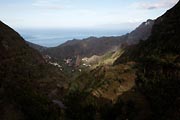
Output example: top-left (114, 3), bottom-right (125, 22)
top-left (0, 1), bottom-right (179, 119)
top-left (114, 1), bottom-right (180, 64)
top-left (114, 1), bottom-right (180, 119)
top-left (0, 20), bottom-right (67, 120)
top-left (39, 19), bottom-right (154, 59)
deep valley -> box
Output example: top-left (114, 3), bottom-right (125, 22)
top-left (0, 1), bottom-right (180, 120)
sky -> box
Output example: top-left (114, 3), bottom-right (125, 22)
top-left (0, 0), bottom-right (179, 30)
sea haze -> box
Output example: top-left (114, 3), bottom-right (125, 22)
top-left (16, 28), bottom-right (130, 47)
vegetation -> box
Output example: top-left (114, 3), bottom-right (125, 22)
top-left (115, 2), bottom-right (180, 119)
top-left (0, 1), bottom-right (180, 120)
top-left (0, 21), bottom-right (66, 120)
top-left (136, 56), bottom-right (180, 119)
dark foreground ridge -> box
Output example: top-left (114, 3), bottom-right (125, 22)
top-left (115, 1), bottom-right (180, 119)
top-left (0, 21), bottom-right (67, 120)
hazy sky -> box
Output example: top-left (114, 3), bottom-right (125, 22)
top-left (0, 0), bottom-right (178, 29)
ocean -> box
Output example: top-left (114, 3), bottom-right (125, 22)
top-left (16, 29), bottom-right (130, 47)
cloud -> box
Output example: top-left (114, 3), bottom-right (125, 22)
top-left (134, 0), bottom-right (178, 10)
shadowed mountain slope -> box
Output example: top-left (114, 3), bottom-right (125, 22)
top-left (114, 2), bottom-right (180, 119)
top-left (115, 2), bottom-right (180, 63)
top-left (26, 41), bottom-right (47, 52)
top-left (0, 21), bottom-right (67, 120)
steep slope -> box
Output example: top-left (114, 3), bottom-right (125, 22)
top-left (115, 2), bottom-right (180, 63)
top-left (81, 49), bottom-right (124, 69)
top-left (61, 19), bottom-right (155, 119)
top-left (26, 41), bottom-right (47, 52)
top-left (0, 21), bottom-right (67, 120)
top-left (126, 19), bottom-right (154, 44)
top-left (63, 2), bottom-right (179, 119)
top-left (65, 59), bottom-right (152, 120)
top-left (43, 19), bottom-right (154, 59)
top-left (115, 1), bottom-right (180, 119)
